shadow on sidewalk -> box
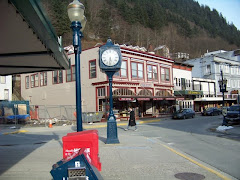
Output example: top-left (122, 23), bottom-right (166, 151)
top-left (0, 132), bottom-right (61, 176)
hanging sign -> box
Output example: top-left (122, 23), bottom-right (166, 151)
top-left (137, 98), bottom-right (150, 101)
top-left (153, 98), bottom-right (164, 100)
top-left (118, 98), bottom-right (135, 101)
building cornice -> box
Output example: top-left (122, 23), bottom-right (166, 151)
top-left (120, 47), bottom-right (174, 63)
top-left (92, 81), bottom-right (140, 86)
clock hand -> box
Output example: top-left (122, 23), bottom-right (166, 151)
top-left (109, 57), bottom-right (112, 65)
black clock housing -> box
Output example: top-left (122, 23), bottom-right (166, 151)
top-left (99, 39), bottom-right (122, 72)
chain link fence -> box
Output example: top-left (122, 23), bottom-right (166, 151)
top-left (0, 102), bottom-right (103, 126)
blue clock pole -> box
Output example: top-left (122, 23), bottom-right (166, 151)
top-left (106, 71), bottom-right (120, 144)
top-left (99, 38), bottom-right (121, 144)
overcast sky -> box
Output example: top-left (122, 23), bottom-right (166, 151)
top-left (195, 0), bottom-right (240, 30)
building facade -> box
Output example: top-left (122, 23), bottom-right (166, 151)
top-left (21, 45), bottom-right (176, 119)
top-left (0, 76), bottom-right (12, 101)
top-left (185, 50), bottom-right (240, 106)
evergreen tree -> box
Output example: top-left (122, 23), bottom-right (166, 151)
top-left (50, 0), bottom-right (70, 36)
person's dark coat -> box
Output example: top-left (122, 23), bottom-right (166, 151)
top-left (128, 110), bottom-right (136, 126)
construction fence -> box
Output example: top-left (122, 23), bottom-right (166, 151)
top-left (0, 102), bottom-right (103, 125)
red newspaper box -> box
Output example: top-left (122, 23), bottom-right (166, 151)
top-left (62, 129), bottom-right (101, 171)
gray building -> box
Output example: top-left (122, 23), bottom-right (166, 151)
top-left (185, 50), bottom-right (240, 105)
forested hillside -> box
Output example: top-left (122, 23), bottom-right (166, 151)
top-left (43, 0), bottom-right (240, 59)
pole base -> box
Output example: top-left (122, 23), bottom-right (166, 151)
top-left (106, 118), bottom-right (120, 144)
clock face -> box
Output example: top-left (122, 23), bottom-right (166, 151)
top-left (101, 49), bottom-right (120, 66)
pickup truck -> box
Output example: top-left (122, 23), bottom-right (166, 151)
top-left (225, 105), bottom-right (240, 124)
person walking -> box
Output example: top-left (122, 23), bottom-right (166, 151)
top-left (125, 107), bottom-right (137, 131)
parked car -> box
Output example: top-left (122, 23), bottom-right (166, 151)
top-left (225, 105), bottom-right (240, 124)
top-left (202, 107), bottom-right (222, 116)
top-left (172, 109), bottom-right (195, 119)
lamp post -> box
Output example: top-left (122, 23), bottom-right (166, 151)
top-left (67, 0), bottom-right (87, 132)
top-left (218, 70), bottom-right (227, 126)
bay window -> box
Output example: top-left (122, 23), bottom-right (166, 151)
top-left (131, 62), bottom-right (143, 79)
top-left (147, 65), bottom-right (157, 80)
top-left (115, 60), bottom-right (127, 77)
top-left (161, 67), bottom-right (170, 82)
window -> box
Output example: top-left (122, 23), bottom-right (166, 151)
top-left (216, 64), bottom-right (219, 74)
top-left (161, 68), bottom-right (170, 82)
top-left (219, 64), bottom-right (223, 73)
top-left (40, 72), bottom-right (47, 86)
top-left (131, 62), bottom-right (143, 79)
top-left (0, 76), bottom-right (6, 84)
top-left (53, 70), bottom-right (63, 84)
top-left (4, 89), bottom-right (9, 100)
top-left (225, 65), bottom-right (229, 73)
top-left (30, 74), bottom-right (39, 88)
top-left (175, 78), bottom-right (178, 86)
top-left (66, 65), bottom-right (75, 82)
top-left (25, 76), bottom-right (29, 89)
top-left (31, 75), bottom-right (34, 88)
top-left (89, 60), bottom-right (96, 79)
top-left (147, 65), bottom-right (158, 80)
top-left (35, 74), bottom-right (39, 87)
top-left (206, 64), bottom-right (211, 74)
top-left (115, 61), bottom-right (127, 77)
top-left (97, 87), bottom-right (106, 97)
top-left (231, 67), bottom-right (234, 74)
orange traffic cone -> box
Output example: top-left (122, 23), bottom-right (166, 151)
top-left (49, 119), bottom-right (53, 128)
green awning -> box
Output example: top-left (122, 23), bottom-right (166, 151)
top-left (174, 90), bottom-right (203, 96)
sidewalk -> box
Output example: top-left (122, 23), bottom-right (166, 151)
top-left (0, 118), bottom-right (239, 180)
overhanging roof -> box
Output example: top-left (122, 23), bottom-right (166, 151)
top-left (0, 0), bottom-right (69, 75)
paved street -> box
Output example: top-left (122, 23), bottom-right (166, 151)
top-left (0, 114), bottom-right (239, 180)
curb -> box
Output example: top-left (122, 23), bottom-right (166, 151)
top-left (83, 119), bottom-right (162, 129)
top-left (3, 130), bottom-right (29, 135)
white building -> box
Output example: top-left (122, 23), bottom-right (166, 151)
top-left (185, 50), bottom-right (240, 106)
top-left (0, 76), bottom-right (12, 101)
top-left (173, 62), bottom-right (196, 110)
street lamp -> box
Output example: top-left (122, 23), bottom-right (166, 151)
top-left (218, 70), bottom-right (227, 126)
top-left (67, 0), bottom-right (87, 132)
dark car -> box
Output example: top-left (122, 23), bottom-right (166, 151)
top-left (202, 107), bottom-right (222, 116)
top-left (172, 108), bottom-right (195, 119)
top-left (225, 105), bottom-right (240, 124)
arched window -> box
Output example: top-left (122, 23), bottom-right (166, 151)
top-left (138, 89), bottom-right (152, 96)
top-left (113, 89), bottom-right (135, 96)
top-left (156, 90), bottom-right (171, 97)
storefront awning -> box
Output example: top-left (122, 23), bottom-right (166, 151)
top-left (174, 90), bottom-right (203, 96)
top-left (194, 97), bottom-right (236, 102)
top-left (0, 0), bottom-right (69, 75)
top-left (112, 96), bottom-right (176, 101)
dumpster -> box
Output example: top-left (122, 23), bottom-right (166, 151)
top-left (51, 148), bottom-right (103, 180)
top-left (62, 129), bottom-right (101, 171)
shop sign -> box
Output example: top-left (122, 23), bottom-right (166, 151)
top-left (137, 98), bottom-right (150, 101)
top-left (153, 98), bottom-right (164, 100)
top-left (140, 83), bottom-right (153, 88)
top-left (165, 97), bottom-right (175, 100)
top-left (231, 90), bottom-right (239, 94)
top-left (187, 91), bottom-right (202, 95)
top-left (118, 98), bottom-right (135, 101)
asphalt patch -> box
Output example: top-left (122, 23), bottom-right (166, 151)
top-left (175, 172), bottom-right (205, 180)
